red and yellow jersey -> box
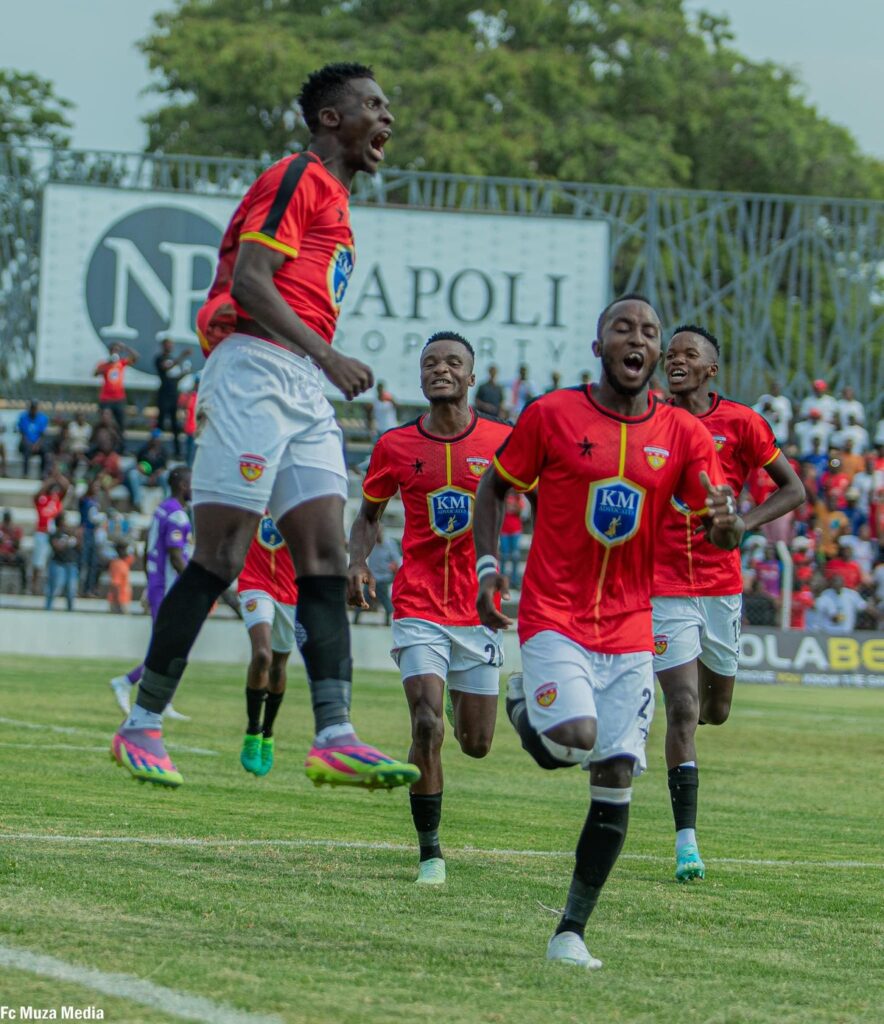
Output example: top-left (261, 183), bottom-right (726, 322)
top-left (95, 359), bottom-right (132, 402)
top-left (237, 514), bottom-right (298, 605)
top-left (495, 387), bottom-right (724, 654)
top-left (196, 152), bottom-right (354, 355)
top-left (654, 394), bottom-right (779, 597)
top-left (363, 410), bottom-right (513, 626)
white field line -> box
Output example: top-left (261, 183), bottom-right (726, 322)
top-left (0, 832), bottom-right (879, 871)
top-left (0, 943), bottom-right (284, 1024)
top-left (0, 716), bottom-right (218, 756)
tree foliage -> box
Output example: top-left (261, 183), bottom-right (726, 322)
top-left (139, 0), bottom-right (883, 199)
top-left (0, 70), bottom-right (73, 148)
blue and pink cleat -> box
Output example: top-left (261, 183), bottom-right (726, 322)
top-left (111, 727), bottom-right (183, 787)
top-left (304, 736), bottom-right (420, 790)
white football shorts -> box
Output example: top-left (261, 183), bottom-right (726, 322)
top-left (652, 594), bottom-right (742, 676)
top-left (239, 589), bottom-right (297, 654)
top-left (192, 334), bottom-right (348, 518)
top-left (391, 618), bottom-right (502, 696)
top-left (520, 630), bottom-right (654, 773)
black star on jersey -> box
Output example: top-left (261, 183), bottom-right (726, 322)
top-left (411, 459), bottom-right (424, 475)
top-left (577, 437), bottom-right (595, 457)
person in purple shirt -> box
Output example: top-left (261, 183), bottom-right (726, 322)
top-left (110, 467), bottom-right (193, 720)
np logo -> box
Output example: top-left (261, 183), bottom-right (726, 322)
top-left (427, 486), bottom-right (473, 539)
top-left (712, 434), bottom-right (727, 451)
top-left (85, 206), bottom-right (221, 370)
top-left (654, 635), bottom-right (669, 656)
top-left (257, 515), bottom-right (284, 550)
top-left (644, 445), bottom-right (670, 470)
top-left (535, 683), bottom-right (558, 707)
top-left (239, 453), bottom-right (267, 483)
top-left (467, 456), bottom-right (490, 478)
top-left (586, 477), bottom-right (646, 547)
top-left (328, 243), bottom-right (355, 310)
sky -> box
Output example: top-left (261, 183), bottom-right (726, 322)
top-left (1, 0), bottom-right (882, 158)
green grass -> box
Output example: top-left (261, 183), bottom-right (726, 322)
top-left (0, 656), bottom-right (882, 1024)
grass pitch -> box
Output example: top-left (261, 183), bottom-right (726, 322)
top-left (0, 655), bottom-right (881, 1024)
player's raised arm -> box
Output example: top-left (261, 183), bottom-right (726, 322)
top-left (347, 496), bottom-right (389, 608)
top-left (474, 465), bottom-right (513, 630)
top-left (231, 242), bottom-right (373, 400)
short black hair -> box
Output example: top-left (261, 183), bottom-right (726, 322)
top-left (670, 323), bottom-right (720, 355)
top-left (422, 330), bottom-right (475, 360)
top-left (297, 62), bottom-right (375, 134)
top-left (168, 466), bottom-right (191, 494)
top-left (596, 293), bottom-right (656, 338)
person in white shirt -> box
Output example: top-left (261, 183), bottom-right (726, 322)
top-left (368, 381), bottom-right (399, 440)
top-left (873, 561), bottom-right (884, 605)
top-left (837, 386), bottom-right (866, 427)
top-left (753, 382), bottom-right (793, 444)
top-left (815, 576), bottom-right (869, 635)
top-left (794, 411), bottom-right (832, 454)
top-left (831, 418), bottom-right (870, 455)
top-left (838, 526), bottom-right (875, 578)
top-left (875, 419), bottom-right (884, 448)
top-left (799, 380), bottom-right (838, 424)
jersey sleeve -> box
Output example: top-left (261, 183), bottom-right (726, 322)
top-left (238, 158), bottom-right (318, 260)
top-left (673, 420), bottom-right (726, 513)
top-left (362, 437), bottom-right (399, 503)
top-left (746, 408), bottom-right (780, 468)
top-left (163, 509), bottom-right (192, 550)
top-left (492, 402), bottom-right (543, 492)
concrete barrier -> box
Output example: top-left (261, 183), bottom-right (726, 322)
top-left (0, 608), bottom-right (523, 673)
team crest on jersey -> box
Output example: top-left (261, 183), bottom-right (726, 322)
top-left (327, 242), bottom-right (355, 311)
top-left (257, 515), bottom-right (284, 551)
top-left (427, 486), bottom-right (473, 539)
top-left (245, 598), bottom-right (258, 613)
top-left (535, 683), bottom-right (558, 707)
top-left (654, 635), bottom-right (669, 656)
top-left (239, 453), bottom-right (267, 483)
top-left (644, 445), bottom-right (670, 470)
top-left (586, 477), bottom-right (646, 547)
top-left (466, 456), bottom-right (490, 478)
top-left (712, 434), bottom-right (727, 451)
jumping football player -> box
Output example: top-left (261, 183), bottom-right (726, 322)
top-left (652, 325), bottom-right (804, 881)
top-left (348, 331), bottom-right (519, 885)
top-left (111, 62), bottom-right (419, 791)
top-left (475, 296), bottom-right (741, 969)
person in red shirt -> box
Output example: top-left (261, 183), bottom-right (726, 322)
top-left (111, 63), bottom-right (417, 794)
top-left (499, 490), bottom-right (526, 587)
top-left (651, 326), bottom-right (804, 882)
top-left (31, 467), bottom-right (70, 595)
top-left (0, 509), bottom-right (26, 592)
top-left (474, 295), bottom-right (741, 970)
top-left (94, 342), bottom-right (138, 435)
top-left (237, 513), bottom-right (299, 778)
top-left (824, 542), bottom-right (864, 589)
top-left (347, 332), bottom-right (518, 886)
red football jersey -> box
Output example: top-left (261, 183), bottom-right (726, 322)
top-left (495, 387), bottom-right (725, 654)
top-left (237, 514), bottom-right (298, 605)
top-left (654, 394), bottom-right (779, 597)
top-left (363, 411), bottom-right (513, 626)
top-left (197, 152), bottom-right (354, 355)
top-left (95, 359), bottom-right (132, 402)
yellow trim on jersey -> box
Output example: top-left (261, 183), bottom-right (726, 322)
top-left (618, 422), bottom-right (627, 477)
top-left (445, 443), bottom-right (452, 486)
top-left (362, 489), bottom-right (393, 504)
top-left (443, 444), bottom-right (452, 606)
top-left (492, 455), bottom-right (537, 492)
top-left (239, 232), bottom-right (299, 259)
top-left (592, 548), bottom-right (612, 637)
top-left (762, 447), bottom-right (781, 468)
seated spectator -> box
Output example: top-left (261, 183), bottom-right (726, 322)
top-left (836, 385), bottom-right (865, 427)
top-left (799, 379), bottom-right (837, 424)
top-left (824, 541), bottom-right (865, 590)
top-left (125, 433), bottom-right (169, 512)
top-left (743, 577), bottom-right (778, 626)
top-left (45, 510), bottom-right (81, 612)
top-left (798, 433), bottom-right (830, 477)
top-left (107, 542), bottom-right (135, 614)
top-left (815, 493), bottom-right (849, 558)
top-left (796, 410), bottom-right (833, 455)
top-left (17, 400), bottom-right (49, 479)
top-left (753, 543), bottom-right (782, 600)
top-left (68, 411), bottom-right (91, 465)
top-left (842, 487), bottom-right (869, 535)
top-left (839, 524), bottom-right (875, 578)
top-left (0, 509), bottom-right (26, 592)
top-left (87, 430), bottom-right (125, 500)
top-left (831, 416), bottom-right (870, 456)
top-left (823, 457), bottom-right (852, 509)
top-left (850, 454), bottom-right (876, 513)
top-left (753, 383), bottom-right (792, 446)
top-left (873, 557), bottom-right (884, 606)
top-left (835, 438), bottom-right (865, 480)
top-left (31, 468), bottom-right (70, 595)
top-left (815, 575), bottom-right (872, 634)
top-left (89, 409), bottom-right (123, 454)
top-left (78, 478), bottom-right (104, 597)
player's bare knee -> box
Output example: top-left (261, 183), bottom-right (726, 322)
top-left (412, 703), bottom-right (444, 752)
top-left (546, 718), bottom-right (596, 752)
top-left (250, 646), bottom-right (272, 676)
top-left (590, 755), bottom-right (634, 790)
top-left (664, 687), bottom-right (699, 728)
top-left (457, 730), bottom-right (493, 759)
top-left (701, 698), bottom-right (731, 726)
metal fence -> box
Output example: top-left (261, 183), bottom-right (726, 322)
top-left (2, 144), bottom-right (882, 417)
